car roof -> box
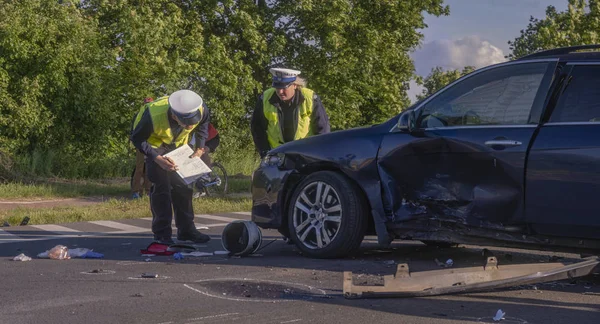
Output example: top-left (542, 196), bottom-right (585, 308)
top-left (516, 44), bottom-right (600, 62)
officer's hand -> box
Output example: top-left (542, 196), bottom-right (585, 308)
top-left (155, 155), bottom-right (177, 171)
top-left (189, 147), bottom-right (205, 159)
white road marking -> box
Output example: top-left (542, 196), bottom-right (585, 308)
top-left (281, 320), bottom-right (302, 324)
top-left (0, 216), bottom-right (232, 244)
top-left (231, 211), bottom-right (251, 216)
top-left (184, 313), bottom-right (239, 323)
top-left (194, 214), bottom-right (240, 223)
top-left (0, 229), bottom-right (22, 242)
top-left (89, 220), bottom-right (148, 233)
top-left (30, 224), bottom-right (80, 234)
top-left (200, 223), bottom-right (229, 228)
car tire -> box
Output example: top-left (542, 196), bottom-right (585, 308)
top-left (287, 171), bottom-right (368, 259)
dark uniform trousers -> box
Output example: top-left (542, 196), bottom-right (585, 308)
top-left (146, 158), bottom-right (195, 238)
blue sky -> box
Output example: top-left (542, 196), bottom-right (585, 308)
top-left (408, 0), bottom-right (569, 101)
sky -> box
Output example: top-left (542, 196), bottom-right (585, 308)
top-left (407, 0), bottom-right (569, 102)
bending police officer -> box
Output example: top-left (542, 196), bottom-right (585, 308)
top-left (130, 90), bottom-right (211, 244)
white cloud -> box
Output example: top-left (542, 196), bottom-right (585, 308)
top-left (412, 35), bottom-right (506, 76)
top-left (408, 36), bottom-right (507, 103)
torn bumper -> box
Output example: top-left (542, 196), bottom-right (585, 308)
top-left (343, 256), bottom-right (600, 298)
top-left (251, 164), bottom-right (294, 230)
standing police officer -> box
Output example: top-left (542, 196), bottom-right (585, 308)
top-left (251, 68), bottom-right (330, 158)
top-left (130, 90), bottom-right (211, 244)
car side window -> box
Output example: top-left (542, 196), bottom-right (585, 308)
top-left (418, 62), bottom-right (549, 128)
top-left (548, 65), bottom-right (600, 123)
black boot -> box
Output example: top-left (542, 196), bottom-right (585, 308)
top-left (177, 228), bottom-right (211, 243)
top-left (153, 236), bottom-right (175, 245)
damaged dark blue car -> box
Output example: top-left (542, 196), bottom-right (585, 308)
top-left (251, 45), bottom-right (600, 258)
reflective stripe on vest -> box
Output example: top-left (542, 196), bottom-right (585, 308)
top-left (262, 87), bottom-right (314, 149)
top-left (132, 96), bottom-right (200, 149)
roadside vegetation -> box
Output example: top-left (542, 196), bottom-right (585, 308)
top-left (0, 197), bottom-right (251, 226)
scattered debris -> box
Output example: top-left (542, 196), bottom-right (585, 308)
top-left (383, 260), bottom-right (395, 265)
top-left (434, 258), bottom-right (453, 268)
top-left (493, 309), bottom-right (505, 321)
top-left (140, 242), bottom-right (175, 256)
top-left (12, 253), bottom-right (32, 261)
top-left (173, 252), bottom-right (184, 260)
top-left (167, 244), bottom-right (207, 253)
top-left (68, 248), bottom-right (90, 258)
top-left (83, 269), bottom-right (116, 275)
top-left (38, 245), bottom-right (70, 260)
top-left (343, 256), bottom-right (600, 298)
top-left (221, 220), bottom-right (262, 256)
top-left (181, 251), bottom-right (213, 257)
top-left (144, 258), bottom-right (152, 262)
top-left (20, 216), bottom-right (30, 226)
top-left (482, 248), bottom-right (493, 257)
top-left (141, 273), bottom-right (158, 278)
top-left (131, 293), bottom-right (144, 297)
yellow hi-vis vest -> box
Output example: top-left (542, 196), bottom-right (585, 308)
top-left (132, 96), bottom-right (201, 149)
top-left (263, 87), bottom-right (315, 149)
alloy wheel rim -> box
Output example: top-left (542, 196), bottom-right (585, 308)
top-left (292, 181), bottom-right (342, 250)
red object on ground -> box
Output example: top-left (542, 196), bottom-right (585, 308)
top-left (140, 242), bottom-right (175, 256)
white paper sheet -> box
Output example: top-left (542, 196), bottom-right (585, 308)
top-left (163, 145), bottom-right (212, 185)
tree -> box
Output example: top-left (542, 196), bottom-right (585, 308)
top-left (416, 66), bottom-right (475, 101)
top-left (0, 0), bottom-right (112, 156)
top-left (0, 0), bottom-right (452, 177)
top-left (508, 0), bottom-right (600, 59)
top-left (271, 0), bottom-right (450, 128)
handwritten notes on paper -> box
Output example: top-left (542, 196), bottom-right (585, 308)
top-left (163, 145), bottom-right (211, 185)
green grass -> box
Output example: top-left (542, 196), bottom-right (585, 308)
top-left (0, 179), bottom-right (131, 200)
top-left (213, 149), bottom-right (260, 176)
top-left (0, 176), bottom-right (251, 200)
top-left (0, 196), bottom-right (252, 226)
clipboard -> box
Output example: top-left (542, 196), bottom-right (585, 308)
top-left (163, 145), bottom-right (212, 185)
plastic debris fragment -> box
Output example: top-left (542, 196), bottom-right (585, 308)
top-left (493, 309), bottom-right (505, 321)
top-left (12, 253), bottom-right (32, 261)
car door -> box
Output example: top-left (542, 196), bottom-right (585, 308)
top-left (526, 63), bottom-right (600, 240)
top-left (378, 59), bottom-right (557, 228)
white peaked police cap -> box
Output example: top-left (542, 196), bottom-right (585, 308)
top-left (269, 67), bottom-right (301, 88)
top-left (168, 90), bottom-right (203, 125)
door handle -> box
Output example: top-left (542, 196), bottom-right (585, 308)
top-left (484, 140), bottom-right (522, 147)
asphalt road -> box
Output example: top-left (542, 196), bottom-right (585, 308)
top-left (1, 212), bottom-right (599, 324)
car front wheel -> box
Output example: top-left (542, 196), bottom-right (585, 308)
top-left (287, 171), bottom-right (367, 259)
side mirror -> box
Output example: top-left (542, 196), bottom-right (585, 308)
top-left (396, 110), bottom-right (416, 133)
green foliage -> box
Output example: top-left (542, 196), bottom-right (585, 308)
top-left (508, 0), bottom-right (600, 59)
top-left (271, 0), bottom-right (449, 128)
top-left (416, 66), bottom-right (475, 101)
top-left (1, 0), bottom-right (450, 179)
